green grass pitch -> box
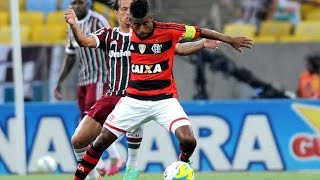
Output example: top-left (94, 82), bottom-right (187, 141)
top-left (1, 172), bottom-right (320, 180)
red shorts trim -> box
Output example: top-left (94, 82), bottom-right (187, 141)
top-left (169, 117), bottom-right (189, 132)
top-left (104, 122), bottom-right (127, 133)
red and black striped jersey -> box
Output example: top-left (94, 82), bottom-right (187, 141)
top-left (127, 21), bottom-right (201, 98)
top-left (91, 27), bottom-right (131, 96)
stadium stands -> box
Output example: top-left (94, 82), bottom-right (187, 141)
top-left (0, 0), bottom-right (25, 11)
top-left (223, 23), bottom-right (256, 39)
top-left (0, 12), bottom-right (9, 26)
top-left (258, 21), bottom-right (293, 41)
top-left (25, 0), bottom-right (58, 13)
top-left (46, 11), bottom-right (67, 28)
top-left (30, 25), bottom-right (65, 44)
top-left (0, 25), bottom-right (30, 44)
top-left (20, 11), bottom-right (44, 26)
top-left (0, 0), bottom-right (319, 45)
top-left (305, 10), bottom-right (320, 21)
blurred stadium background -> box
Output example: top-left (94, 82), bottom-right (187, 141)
top-left (1, 0), bottom-right (320, 179)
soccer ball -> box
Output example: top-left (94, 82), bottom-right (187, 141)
top-left (163, 161), bottom-right (194, 180)
top-left (36, 155), bottom-right (57, 173)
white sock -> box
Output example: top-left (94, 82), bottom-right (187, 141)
top-left (106, 143), bottom-right (121, 159)
top-left (126, 127), bottom-right (143, 169)
top-left (96, 158), bottom-right (105, 170)
top-left (74, 147), bottom-right (98, 179)
top-left (126, 148), bottom-right (138, 168)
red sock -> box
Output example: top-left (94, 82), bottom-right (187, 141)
top-left (73, 144), bottom-right (102, 180)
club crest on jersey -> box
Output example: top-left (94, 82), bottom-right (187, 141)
top-left (138, 44), bottom-right (146, 54)
top-left (151, 44), bottom-right (162, 54)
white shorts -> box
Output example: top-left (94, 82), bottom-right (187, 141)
top-left (103, 96), bottom-right (191, 137)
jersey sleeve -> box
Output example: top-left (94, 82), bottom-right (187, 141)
top-left (90, 27), bottom-right (109, 49)
top-left (168, 23), bottom-right (201, 42)
top-left (65, 27), bottom-right (76, 55)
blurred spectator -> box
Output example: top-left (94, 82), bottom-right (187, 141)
top-left (237, 0), bottom-right (278, 28)
top-left (273, 0), bottom-right (301, 25)
top-left (297, 54), bottom-right (320, 98)
top-left (189, 48), bottom-right (294, 99)
top-left (273, 0), bottom-right (320, 25)
top-left (203, 0), bottom-right (236, 32)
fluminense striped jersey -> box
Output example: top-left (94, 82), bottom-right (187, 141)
top-left (65, 10), bottom-right (110, 86)
top-left (91, 27), bottom-right (131, 96)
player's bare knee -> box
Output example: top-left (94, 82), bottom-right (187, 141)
top-left (180, 135), bottom-right (197, 149)
top-left (71, 133), bottom-right (84, 149)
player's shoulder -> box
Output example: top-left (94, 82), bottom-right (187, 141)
top-left (90, 10), bottom-right (108, 22)
top-left (155, 21), bottom-right (185, 29)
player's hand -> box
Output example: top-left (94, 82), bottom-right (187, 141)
top-left (54, 85), bottom-right (63, 100)
top-left (203, 39), bottom-right (220, 50)
top-left (65, 6), bottom-right (77, 26)
top-left (229, 37), bottom-right (254, 53)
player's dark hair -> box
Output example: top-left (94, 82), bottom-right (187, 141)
top-left (112, 0), bottom-right (120, 11)
top-left (107, 0), bottom-right (120, 10)
top-left (130, 0), bottom-right (149, 18)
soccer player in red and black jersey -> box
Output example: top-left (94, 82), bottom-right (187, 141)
top-left (71, 0), bottom-right (253, 179)
top-left (65, 0), bottom-right (219, 179)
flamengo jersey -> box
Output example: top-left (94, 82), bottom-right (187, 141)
top-left (127, 21), bottom-right (201, 98)
top-left (91, 27), bottom-right (131, 96)
top-left (66, 10), bottom-right (110, 86)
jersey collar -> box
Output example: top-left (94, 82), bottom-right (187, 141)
top-left (77, 10), bottom-right (92, 24)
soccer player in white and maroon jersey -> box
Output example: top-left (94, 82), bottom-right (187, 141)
top-left (54, 0), bottom-right (124, 179)
top-left (65, 0), bottom-right (220, 179)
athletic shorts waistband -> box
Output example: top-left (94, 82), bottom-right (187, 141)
top-left (127, 93), bottom-right (173, 101)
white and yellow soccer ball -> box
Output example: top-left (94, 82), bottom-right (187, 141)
top-left (164, 161), bottom-right (194, 180)
top-left (36, 155), bottom-right (57, 173)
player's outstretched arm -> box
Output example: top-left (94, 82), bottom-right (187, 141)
top-left (64, 6), bottom-right (97, 48)
top-left (175, 39), bottom-right (220, 56)
top-left (200, 28), bottom-right (254, 53)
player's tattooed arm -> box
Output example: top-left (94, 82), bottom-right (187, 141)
top-left (175, 39), bottom-right (219, 56)
top-left (64, 6), bottom-right (97, 48)
top-left (200, 28), bottom-right (253, 53)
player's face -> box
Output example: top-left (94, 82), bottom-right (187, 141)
top-left (131, 15), bottom-right (153, 38)
top-left (116, 0), bottom-right (132, 28)
top-left (71, 0), bottom-right (88, 19)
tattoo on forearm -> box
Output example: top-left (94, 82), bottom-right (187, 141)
top-left (180, 40), bottom-right (203, 49)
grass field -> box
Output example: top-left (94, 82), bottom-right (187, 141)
top-left (1, 172), bottom-right (320, 180)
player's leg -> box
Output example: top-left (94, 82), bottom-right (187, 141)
top-left (74, 96), bottom-right (147, 180)
top-left (154, 98), bottom-right (196, 163)
top-left (72, 115), bottom-right (102, 180)
top-left (123, 126), bottom-right (143, 180)
top-left (174, 125), bottom-right (196, 163)
top-left (74, 85), bottom-right (101, 179)
top-left (85, 84), bottom-right (124, 176)
top-left (74, 127), bottom-right (119, 180)
top-left (72, 94), bottom-right (121, 179)
top-left (76, 85), bottom-right (86, 118)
